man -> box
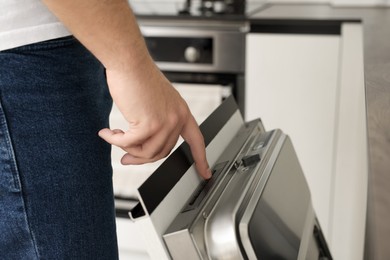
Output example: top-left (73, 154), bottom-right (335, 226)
top-left (0, 0), bottom-right (211, 258)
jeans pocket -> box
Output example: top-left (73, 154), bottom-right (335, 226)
top-left (0, 99), bottom-right (21, 192)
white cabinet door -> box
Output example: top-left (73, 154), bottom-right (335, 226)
top-left (246, 28), bottom-right (368, 260)
top-left (245, 33), bottom-right (341, 245)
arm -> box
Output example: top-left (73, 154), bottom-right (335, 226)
top-left (41, 0), bottom-right (211, 179)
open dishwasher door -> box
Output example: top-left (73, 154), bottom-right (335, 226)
top-left (128, 96), bottom-right (332, 260)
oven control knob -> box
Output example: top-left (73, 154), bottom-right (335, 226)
top-left (184, 46), bottom-right (200, 63)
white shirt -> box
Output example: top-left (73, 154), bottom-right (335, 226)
top-left (0, 0), bottom-right (71, 51)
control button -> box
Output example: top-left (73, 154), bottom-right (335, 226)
top-left (233, 160), bottom-right (241, 169)
top-left (242, 154), bottom-right (261, 167)
top-left (184, 46), bottom-right (200, 63)
top-left (252, 141), bottom-right (265, 151)
top-left (213, 2), bottom-right (226, 13)
top-left (181, 161), bottom-right (229, 213)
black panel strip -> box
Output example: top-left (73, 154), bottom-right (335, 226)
top-left (249, 19), bottom-right (361, 35)
top-left (163, 72), bottom-right (239, 85)
top-left (116, 209), bottom-right (130, 219)
top-left (136, 95), bottom-right (238, 215)
top-left (314, 224), bottom-right (333, 259)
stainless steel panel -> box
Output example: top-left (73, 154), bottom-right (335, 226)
top-left (163, 121), bottom-right (281, 259)
top-left (239, 136), bottom-right (311, 260)
top-left (139, 21), bottom-right (247, 73)
top-left (204, 130), bottom-right (283, 260)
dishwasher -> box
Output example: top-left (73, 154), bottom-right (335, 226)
top-left (126, 96), bottom-right (332, 260)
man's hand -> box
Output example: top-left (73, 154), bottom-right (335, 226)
top-left (99, 65), bottom-right (212, 179)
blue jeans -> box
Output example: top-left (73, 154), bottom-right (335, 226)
top-left (0, 37), bottom-right (118, 259)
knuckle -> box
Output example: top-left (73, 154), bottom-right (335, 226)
top-left (162, 148), bottom-right (172, 158)
top-left (146, 120), bottom-right (162, 135)
top-left (168, 111), bottom-right (183, 128)
top-left (144, 148), bottom-right (160, 160)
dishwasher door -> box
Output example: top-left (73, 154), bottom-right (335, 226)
top-left (122, 96), bottom-right (332, 260)
top-left (161, 97), bottom-right (332, 260)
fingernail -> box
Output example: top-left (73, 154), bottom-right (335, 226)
top-left (205, 168), bottom-right (212, 179)
top-left (98, 128), bottom-right (111, 136)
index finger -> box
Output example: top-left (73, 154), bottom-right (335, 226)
top-left (181, 115), bottom-right (212, 179)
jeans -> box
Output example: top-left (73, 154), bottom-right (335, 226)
top-left (0, 36), bottom-right (118, 259)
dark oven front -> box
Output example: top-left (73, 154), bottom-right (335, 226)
top-left (140, 20), bottom-right (247, 117)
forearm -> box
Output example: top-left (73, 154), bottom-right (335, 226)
top-left (41, 0), bottom-right (152, 74)
top-left (41, 0), bottom-right (161, 121)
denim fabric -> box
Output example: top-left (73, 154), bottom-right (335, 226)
top-left (0, 36), bottom-right (118, 259)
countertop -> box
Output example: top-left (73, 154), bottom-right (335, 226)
top-left (251, 5), bottom-right (390, 259)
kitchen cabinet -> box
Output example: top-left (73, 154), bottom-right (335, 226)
top-left (245, 22), bottom-right (367, 260)
top-left (116, 218), bottom-right (150, 260)
top-left (246, 30), bottom-right (341, 239)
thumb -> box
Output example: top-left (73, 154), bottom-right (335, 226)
top-left (98, 128), bottom-right (125, 146)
